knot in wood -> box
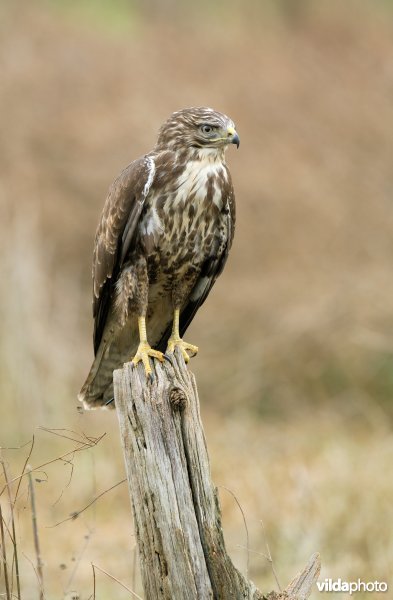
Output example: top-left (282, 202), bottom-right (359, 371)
top-left (169, 386), bottom-right (187, 410)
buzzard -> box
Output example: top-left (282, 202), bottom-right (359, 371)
top-left (78, 107), bottom-right (239, 408)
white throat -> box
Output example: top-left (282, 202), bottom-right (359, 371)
top-left (192, 146), bottom-right (226, 164)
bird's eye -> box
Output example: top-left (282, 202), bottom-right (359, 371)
top-left (200, 124), bottom-right (213, 135)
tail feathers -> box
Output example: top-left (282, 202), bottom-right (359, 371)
top-left (78, 384), bottom-right (115, 410)
top-left (78, 342), bottom-right (118, 410)
top-left (79, 302), bottom-right (173, 410)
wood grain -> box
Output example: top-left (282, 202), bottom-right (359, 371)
top-left (114, 351), bottom-right (320, 599)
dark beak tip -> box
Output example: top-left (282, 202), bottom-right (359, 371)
top-left (232, 133), bottom-right (240, 149)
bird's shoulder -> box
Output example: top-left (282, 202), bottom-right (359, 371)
top-left (96, 156), bottom-right (154, 236)
top-left (148, 149), bottom-right (188, 192)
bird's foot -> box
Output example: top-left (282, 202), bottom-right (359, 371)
top-left (132, 342), bottom-right (164, 377)
top-left (166, 336), bottom-right (198, 363)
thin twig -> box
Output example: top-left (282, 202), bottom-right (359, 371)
top-left (21, 553), bottom-right (45, 600)
top-left (27, 467), bottom-right (44, 600)
top-left (0, 456), bottom-right (15, 600)
top-left (1, 515), bottom-right (14, 543)
top-left (260, 520), bottom-right (281, 591)
top-left (0, 504), bottom-right (11, 600)
top-left (48, 479), bottom-right (126, 528)
top-left (235, 544), bottom-right (282, 593)
top-left (0, 456), bottom-right (21, 599)
top-left (237, 544), bottom-right (270, 561)
top-left (51, 458), bottom-right (75, 507)
top-left (38, 427), bottom-right (98, 446)
top-left (236, 539), bottom-right (283, 588)
top-left (0, 441), bottom-right (32, 451)
top-left (91, 563), bottom-right (143, 599)
top-left (218, 485), bottom-right (250, 578)
top-left (64, 530), bottom-right (93, 593)
top-left (1, 433), bottom-right (105, 496)
top-left (14, 436), bottom-right (35, 504)
top-left (92, 562), bottom-right (96, 600)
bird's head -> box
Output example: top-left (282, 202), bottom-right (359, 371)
top-left (155, 107), bottom-right (239, 155)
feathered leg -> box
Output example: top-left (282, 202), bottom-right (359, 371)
top-left (119, 255), bottom-right (164, 376)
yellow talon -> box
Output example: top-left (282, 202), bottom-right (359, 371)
top-left (166, 337), bottom-right (198, 363)
top-left (166, 308), bottom-right (198, 363)
top-left (132, 316), bottom-right (164, 377)
top-left (132, 341), bottom-right (164, 375)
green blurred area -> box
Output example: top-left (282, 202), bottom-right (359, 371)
top-left (1, 0), bottom-right (393, 597)
top-left (46, 0), bottom-right (137, 33)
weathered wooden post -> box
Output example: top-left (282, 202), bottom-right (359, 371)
top-left (114, 351), bottom-right (320, 599)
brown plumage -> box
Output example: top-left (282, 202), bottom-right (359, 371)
top-left (78, 107), bottom-right (239, 408)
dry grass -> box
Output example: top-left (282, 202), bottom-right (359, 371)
top-left (1, 0), bottom-right (393, 597)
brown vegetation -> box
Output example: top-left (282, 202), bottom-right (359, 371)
top-left (1, 1), bottom-right (393, 597)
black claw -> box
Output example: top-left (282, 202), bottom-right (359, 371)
top-left (147, 372), bottom-right (154, 383)
top-left (164, 353), bottom-right (173, 364)
top-left (105, 397), bottom-right (114, 406)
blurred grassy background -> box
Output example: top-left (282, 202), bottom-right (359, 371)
top-left (1, 0), bottom-right (393, 597)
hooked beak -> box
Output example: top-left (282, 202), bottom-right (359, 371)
top-left (227, 126), bottom-right (240, 149)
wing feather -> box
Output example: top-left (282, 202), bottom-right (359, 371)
top-left (92, 155), bottom-right (155, 353)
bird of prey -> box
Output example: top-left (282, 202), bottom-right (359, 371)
top-left (78, 107), bottom-right (239, 408)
